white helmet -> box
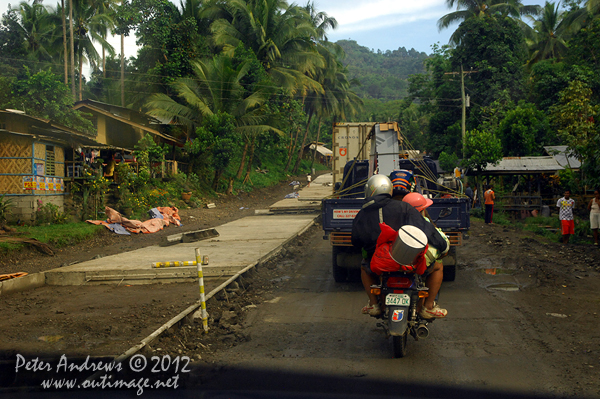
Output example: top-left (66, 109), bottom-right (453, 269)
top-left (364, 174), bottom-right (393, 198)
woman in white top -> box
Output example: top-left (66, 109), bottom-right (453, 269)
top-left (588, 190), bottom-right (600, 246)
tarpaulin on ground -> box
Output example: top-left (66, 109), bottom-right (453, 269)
top-left (86, 206), bottom-right (181, 234)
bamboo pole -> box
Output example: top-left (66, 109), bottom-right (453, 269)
top-left (152, 260), bottom-right (197, 268)
top-left (195, 248), bottom-right (209, 333)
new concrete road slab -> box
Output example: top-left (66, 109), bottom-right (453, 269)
top-left (269, 173), bottom-right (332, 212)
top-left (43, 173), bottom-right (333, 287)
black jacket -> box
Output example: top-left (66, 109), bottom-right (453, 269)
top-left (351, 194), bottom-right (448, 259)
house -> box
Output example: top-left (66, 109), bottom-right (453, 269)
top-left (468, 156), bottom-right (567, 214)
top-left (0, 110), bottom-right (101, 221)
top-left (543, 146), bottom-right (581, 170)
top-left (73, 99), bottom-right (183, 150)
top-left (303, 143), bottom-right (333, 166)
top-left (479, 156), bottom-right (563, 176)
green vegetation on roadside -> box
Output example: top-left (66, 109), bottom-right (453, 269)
top-left (0, 223), bottom-right (103, 252)
top-left (471, 213), bottom-right (591, 244)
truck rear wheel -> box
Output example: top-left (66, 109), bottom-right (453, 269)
top-left (442, 246), bottom-right (457, 282)
top-left (332, 246), bottom-right (348, 282)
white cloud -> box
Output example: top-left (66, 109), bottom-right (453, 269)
top-left (333, 10), bottom-right (443, 35)
top-left (323, 0), bottom-right (446, 25)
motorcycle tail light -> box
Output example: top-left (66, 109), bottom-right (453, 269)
top-left (371, 288), bottom-right (381, 295)
top-left (386, 277), bottom-right (412, 288)
top-left (418, 291), bottom-right (429, 298)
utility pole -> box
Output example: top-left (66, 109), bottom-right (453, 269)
top-left (69, 0), bottom-right (75, 99)
top-left (121, 34), bottom-right (125, 107)
top-left (445, 68), bottom-right (477, 159)
top-left (461, 65), bottom-right (466, 159)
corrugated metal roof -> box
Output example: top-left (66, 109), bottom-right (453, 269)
top-left (543, 146), bottom-right (582, 169)
top-left (483, 156), bottom-right (562, 174)
top-left (0, 110), bottom-right (100, 147)
top-left (309, 144), bottom-right (333, 156)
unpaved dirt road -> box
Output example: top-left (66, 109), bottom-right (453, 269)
top-left (1, 183), bottom-right (600, 398)
top-left (180, 220), bottom-right (600, 398)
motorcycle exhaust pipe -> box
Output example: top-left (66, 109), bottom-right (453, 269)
top-left (416, 325), bottom-right (429, 339)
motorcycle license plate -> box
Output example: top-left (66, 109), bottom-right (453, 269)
top-left (385, 293), bottom-right (410, 306)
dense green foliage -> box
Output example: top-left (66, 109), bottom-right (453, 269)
top-left (0, 68), bottom-right (95, 134)
top-left (336, 40), bottom-right (428, 100)
top-left (397, 0), bottom-right (600, 191)
top-left (3, 0), bottom-right (600, 197)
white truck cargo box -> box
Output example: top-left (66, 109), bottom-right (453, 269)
top-left (332, 123), bottom-right (375, 186)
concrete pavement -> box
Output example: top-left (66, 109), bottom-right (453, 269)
top-left (268, 173), bottom-right (332, 213)
top-left (41, 173), bottom-right (333, 287)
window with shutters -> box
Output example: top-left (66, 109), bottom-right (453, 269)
top-left (45, 145), bottom-right (55, 176)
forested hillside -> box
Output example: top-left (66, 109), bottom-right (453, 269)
top-left (335, 40), bottom-right (428, 100)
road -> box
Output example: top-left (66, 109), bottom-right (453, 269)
top-left (1, 212), bottom-right (597, 398)
top-left (186, 224), bottom-right (596, 399)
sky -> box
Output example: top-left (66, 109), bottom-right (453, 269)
top-left (0, 0), bottom-right (551, 73)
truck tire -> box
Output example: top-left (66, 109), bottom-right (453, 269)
top-left (442, 246), bottom-right (457, 282)
top-left (332, 246), bottom-right (348, 282)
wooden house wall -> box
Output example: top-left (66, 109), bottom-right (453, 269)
top-left (96, 114), bottom-right (107, 144)
top-left (0, 133), bottom-right (66, 196)
top-left (0, 133), bottom-right (33, 194)
top-left (104, 117), bottom-right (143, 149)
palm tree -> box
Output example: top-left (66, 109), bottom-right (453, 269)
top-left (438, 0), bottom-right (540, 44)
top-left (12, 1), bottom-right (59, 62)
top-left (69, 0), bottom-right (75, 98)
top-left (207, 0), bottom-right (324, 94)
top-left (145, 54), bottom-right (281, 184)
top-left (60, 0), bottom-right (68, 85)
top-left (292, 42), bottom-right (362, 173)
top-left (88, 0), bottom-right (117, 78)
top-left (309, 45), bottom-right (361, 171)
top-left (524, 2), bottom-right (570, 65)
top-left (71, 0), bottom-right (114, 100)
top-left (302, 1), bottom-right (337, 42)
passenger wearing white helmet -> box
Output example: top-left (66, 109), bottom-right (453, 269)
top-left (351, 175), bottom-right (449, 317)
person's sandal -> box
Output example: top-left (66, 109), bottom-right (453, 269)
top-left (419, 302), bottom-right (447, 319)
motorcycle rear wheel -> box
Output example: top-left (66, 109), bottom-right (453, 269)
top-left (392, 333), bottom-right (408, 358)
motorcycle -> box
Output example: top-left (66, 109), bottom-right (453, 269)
top-left (371, 270), bottom-right (432, 358)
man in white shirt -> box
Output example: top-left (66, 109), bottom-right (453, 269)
top-left (557, 190), bottom-right (575, 244)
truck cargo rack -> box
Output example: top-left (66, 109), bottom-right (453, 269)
top-left (330, 232), bottom-right (353, 247)
top-left (444, 231), bottom-right (463, 246)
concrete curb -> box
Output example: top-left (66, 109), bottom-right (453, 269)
top-left (0, 272), bottom-right (45, 296)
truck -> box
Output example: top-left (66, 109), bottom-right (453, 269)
top-left (322, 122), bottom-right (470, 282)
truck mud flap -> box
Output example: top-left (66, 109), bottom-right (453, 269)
top-left (387, 305), bottom-right (409, 336)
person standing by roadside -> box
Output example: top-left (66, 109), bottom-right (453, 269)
top-left (588, 189), bottom-right (600, 246)
top-left (465, 182), bottom-right (474, 211)
top-left (557, 190), bottom-right (575, 244)
top-left (484, 185), bottom-right (495, 224)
